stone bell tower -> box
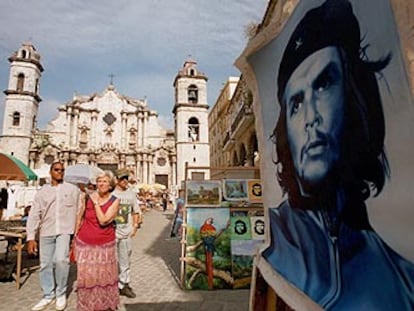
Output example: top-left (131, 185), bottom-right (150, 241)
top-left (173, 57), bottom-right (210, 187)
top-left (0, 42), bottom-right (43, 164)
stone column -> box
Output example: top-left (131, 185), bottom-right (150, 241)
top-left (136, 154), bottom-right (142, 183)
top-left (71, 109), bottom-right (79, 148)
top-left (147, 154), bottom-right (153, 185)
top-left (65, 108), bottom-right (72, 148)
top-left (170, 155), bottom-right (177, 187)
top-left (142, 154), bottom-right (148, 184)
top-left (91, 111), bottom-right (97, 148)
top-left (121, 113), bottom-right (127, 150)
top-left (141, 112), bottom-right (147, 147)
top-left (137, 112), bottom-right (142, 147)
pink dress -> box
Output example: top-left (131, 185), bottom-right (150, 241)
top-left (76, 196), bottom-right (119, 311)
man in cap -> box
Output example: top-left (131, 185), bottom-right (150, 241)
top-left (263, 0), bottom-right (414, 309)
top-left (112, 168), bottom-right (140, 298)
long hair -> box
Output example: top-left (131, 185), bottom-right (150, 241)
top-left (272, 48), bottom-right (391, 207)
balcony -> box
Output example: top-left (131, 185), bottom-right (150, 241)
top-left (223, 131), bottom-right (235, 151)
top-left (230, 103), bottom-right (254, 138)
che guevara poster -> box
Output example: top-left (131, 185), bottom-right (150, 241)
top-left (236, 0), bottom-right (414, 309)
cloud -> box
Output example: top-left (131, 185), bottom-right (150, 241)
top-left (0, 1), bottom-right (267, 130)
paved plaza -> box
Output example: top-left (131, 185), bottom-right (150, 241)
top-left (0, 208), bottom-right (250, 311)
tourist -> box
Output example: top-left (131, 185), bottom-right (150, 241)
top-left (74, 170), bottom-right (120, 311)
top-left (112, 168), bottom-right (140, 298)
top-left (26, 160), bottom-right (80, 311)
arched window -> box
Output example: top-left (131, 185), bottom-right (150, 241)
top-left (12, 112), bottom-right (21, 126)
top-left (80, 129), bottom-right (88, 143)
top-left (79, 129), bottom-right (88, 149)
top-left (188, 84), bottom-right (198, 103)
top-left (129, 131), bottom-right (136, 145)
top-left (188, 117), bottom-right (199, 142)
top-left (35, 78), bottom-right (39, 94)
top-left (17, 73), bottom-right (25, 92)
top-left (190, 69), bottom-right (195, 76)
top-left (21, 50), bottom-right (27, 58)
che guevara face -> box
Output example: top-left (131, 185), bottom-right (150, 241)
top-left (283, 47), bottom-right (345, 191)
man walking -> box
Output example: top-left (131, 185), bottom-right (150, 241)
top-left (113, 168), bottom-right (140, 298)
top-left (26, 160), bottom-right (80, 311)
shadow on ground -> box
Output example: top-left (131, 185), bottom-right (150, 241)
top-left (144, 212), bottom-right (182, 285)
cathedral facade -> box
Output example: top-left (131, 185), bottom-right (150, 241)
top-left (0, 43), bottom-right (211, 189)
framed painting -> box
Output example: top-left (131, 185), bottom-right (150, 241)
top-left (223, 179), bottom-right (248, 202)
top-left (184, 207), bottom-right (231, 290)
top-left (185, 180), bottom-right (222, 207)
top-left (247, 179), bottom-right (263, 203)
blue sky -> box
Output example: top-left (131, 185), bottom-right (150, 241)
top-left (0, 1), bottom-right (268, 131)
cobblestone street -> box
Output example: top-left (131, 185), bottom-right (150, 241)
top-left (0, 208), bottom-right (250, 311)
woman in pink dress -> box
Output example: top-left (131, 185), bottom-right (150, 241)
top-left (74, 170), bottom-right (120, 311)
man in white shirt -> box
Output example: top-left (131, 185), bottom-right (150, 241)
top-left (26, 161), bottom-right (80, 311)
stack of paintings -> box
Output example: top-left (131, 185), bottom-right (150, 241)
top-left (184, 180), bottom-right (264, 290)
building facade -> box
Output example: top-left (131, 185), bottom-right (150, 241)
top-left (208, 77), bottom-right (239, 167)
top-left (0, 43), bottom-right (177, 188)
top-left (221, 76), bottom-right (259, 168)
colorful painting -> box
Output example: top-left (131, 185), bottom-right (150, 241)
top-left (185, 180), bottom-right (222, 207)
top-left (223, 179), bottom-right (248, 201)
top-left (247, 179), bottom-right (263, 203)
top-left (184, 208), bottom-right (231, 290)
top-left (231, 240), bottom-right (264, 289)
top-left (238, 0), bottom-right (414, 308)
top-left (250, 216), bottom-right (265, 240)
top-left (230, 216), bottom-right (251, 240)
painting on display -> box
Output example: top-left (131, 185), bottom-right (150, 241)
top-left (185, 180), bottom-right (222, 207)
top-left (237, 0), bottom-right (414, 309)
top-left (230, 216), bottom-right (252, 240)
top-left (231, 239), bottom-right (264, 289)
top-left (247, 179), bottom-right (263, 203)
top-left (184, 208), bottom-right (231, 290)
top-left (223, 179), bottom-right (248, 201)
top-left (250, 216), bottom-right (265, 240)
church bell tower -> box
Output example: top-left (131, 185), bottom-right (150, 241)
top-left (173, 58), bottom-right (210, 187)
top-left (0, 42), bottom-right (43, 164)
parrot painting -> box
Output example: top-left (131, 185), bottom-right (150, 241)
top-left (200, 217), bottom-right (216, 289)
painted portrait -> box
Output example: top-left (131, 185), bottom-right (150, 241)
top-left (238, 0), bottom-right (414, 309)
top-left (247, 179), bottom-right (263, 203)
top-left (250, 216), bottom-right (265, 240)
top-left (230, 216), bottom-right (252, 240)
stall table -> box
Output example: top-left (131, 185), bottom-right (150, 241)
top-left (0, 220), bottom-right (38, 289)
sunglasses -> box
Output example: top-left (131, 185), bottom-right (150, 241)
top-left (53, 168), bottom-right (65, 172)
top-left (120, 176), bottom-right (129, 181)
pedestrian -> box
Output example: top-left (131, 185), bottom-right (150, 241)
top-left (74, 170), bottom-right (120, 311)
top-left (171, 189), bottom-right (185, 238)
top-left (26, 160), bottom-right (80, 311)
top-left (264, 0), bottom-right (414, 308)
top-left (161, 190), bottom-right (168, 212)
top-left (112, 168), bottom-right (140, 298)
